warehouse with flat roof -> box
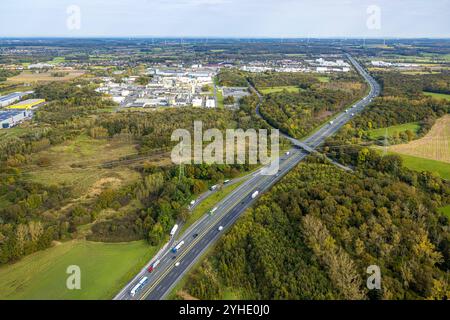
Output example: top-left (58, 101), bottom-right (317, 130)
top-left (6, 98), bottom-right (45, 110)
top-left (0, 109), bottom-right (33, 129)
top-left (0, 91), bottom-right (33, 107)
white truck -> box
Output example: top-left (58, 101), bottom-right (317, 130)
top-left (130, 276), bottom-right (149, 297)
top-left (172, 241), bottom-right (185, 253)
top-left (170, 224), bottom-right (179, 237)
top-left (251, 191), bottom-right (259, 199)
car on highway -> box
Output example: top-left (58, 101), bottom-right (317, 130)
top-left (193, 233), bottom-right (198, 238)
top-left (175, 262), bottom-right (181, 267)
top-left (329, 120), bottom-right (334, 125)
top-left (218, 226), bottom-right (224, 231)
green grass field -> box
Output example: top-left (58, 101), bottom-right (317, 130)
top-left (259, 86), bottom-right (301, 94)
top-left (25, 134), bottom-right (140, 196)
top-left (423, 91), bottom-right (450, 101)
top-left (0, 240), bottom-right (156, 300)
top-left (317, 76), bottom-right (330, 83)
top-left (217, 88), bottom-right (224, 108)
top-left (0, 126), bottom-right (33, 139)
top-left (48, 57), bottom-right (66, 65)
top-left (438, 205), bottom-right (450, 219)
top-left (366, 122), bottom-right (421, 140)
top-left (393, 153), bottom-right (450, 180)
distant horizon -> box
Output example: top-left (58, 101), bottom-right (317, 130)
top-left (1, 36), bottom-right (450, 40)
top-left (1, 0), bottom-right (449, 38)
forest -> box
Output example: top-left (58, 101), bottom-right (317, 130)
top-left (181, 154), bottom-right (450, 300)
top-left (255, 72), bottom-right (367, 138)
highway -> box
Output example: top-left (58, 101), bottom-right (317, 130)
top-left (115, 54), bottom-right (380, 301)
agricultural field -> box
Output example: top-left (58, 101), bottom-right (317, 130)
top-left (389, 115), bottom-right (450, 164)
top-left (48, 57), bottom-right (66, 65)
top-left (259, 86), bottom-right (301, 95)
top-left (0, 240), bottom-right (155, 300)
top-left (366, 122), bottom-right (421, 140)
top-left (423, 91), bottom-right (450, 101)
top-left (6, 69), bottom-right (85, 84)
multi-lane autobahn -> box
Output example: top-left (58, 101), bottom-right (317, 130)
top-left (115, 54), bottom-right (380, 301)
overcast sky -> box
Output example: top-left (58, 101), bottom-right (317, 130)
top-left (0, 0), bottom-right (449, 38)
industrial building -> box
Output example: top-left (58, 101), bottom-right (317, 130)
top-left (0, 109), bottom-right (33, 129)
top-left (0, 91), bottom-right (33, 107)
top-left (6, 99), bottom-right (45, 110)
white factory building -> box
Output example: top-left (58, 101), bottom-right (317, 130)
top-left (205, 98), bottom-right (216, 108)
top-left (0, 109), bottom-right (33, 129)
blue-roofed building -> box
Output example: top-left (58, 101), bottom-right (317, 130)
top-left (0, 91), bottom-right (34, 107)
top-left (0, 109), bottom-right (33, 129)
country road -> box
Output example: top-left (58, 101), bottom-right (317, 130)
top-left (115, 54), bottom-right (381, 300)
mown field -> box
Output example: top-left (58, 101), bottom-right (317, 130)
top-left (389, 115), bottom-right (450, 164)
top-left (366, 122), bottom-right (421, 140)
top-left (423, 91), bottom-right (450, 101)
top-left (392, 153), bottom-right (450, 180)
top-left (0, 240), bottom-right (156, 300)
